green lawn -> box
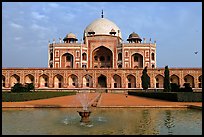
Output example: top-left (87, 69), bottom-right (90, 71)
top-left (2, 91), bottom-right (76, 102)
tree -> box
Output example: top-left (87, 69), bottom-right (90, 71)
top-left (141, 66), bottom-right (150, 91)
top-left (164, 65), bottom-right (171, 92)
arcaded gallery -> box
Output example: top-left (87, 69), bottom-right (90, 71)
top-left (2, 13), bottom-right (202, 91)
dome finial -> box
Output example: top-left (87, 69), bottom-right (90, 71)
top-left (101, 9), bottom-right (104, 18)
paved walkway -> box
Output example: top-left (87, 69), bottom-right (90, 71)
top-left (98, 93), bottom-right (202, 108)
top-left (2, 93), bottom-right (202, 109)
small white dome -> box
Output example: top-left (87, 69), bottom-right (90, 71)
top-left (84, 18), bottom-right (122, 39)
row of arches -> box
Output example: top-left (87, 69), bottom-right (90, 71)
top-left (155, 74), bottom-right (202, 88)
top-left (2, 73), bottom-right (202, 89)
top-left (2, 74), bottom-right (135, 88)
top-left (59, 46), bottom-right (155, 69)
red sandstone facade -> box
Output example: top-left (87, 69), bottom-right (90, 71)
top-left (2, 68), bottom-right (202, 90)
top-left (2, 14), bottom-right (202, 91)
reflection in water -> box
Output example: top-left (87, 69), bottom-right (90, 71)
top-left (164, 110), bottom-right (175, 135)
top-left (137, 109), bottom-right (157, 135)
top-left (97, 116), bottom-right (107, 122)
top-left (2, 108), bottom-right (202, 135)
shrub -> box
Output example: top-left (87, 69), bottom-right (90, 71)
top-left (11, 83), bottom-right (35, 92)
top-left (183, 83), bottom-right (193, 92)
top-left (25, 83), bottom-right (35, 92)
top-left (170, 83), bottom-right (180, 92)
top-left (11, 83), bottom-right (25, 92)
top-left (178, 83), bottom-right (193, 92)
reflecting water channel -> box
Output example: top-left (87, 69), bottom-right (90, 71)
top-left (2, 108), bottom-right (202, 135)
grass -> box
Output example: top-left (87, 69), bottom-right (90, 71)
top-left (2, 91), bottom-right (76, 102)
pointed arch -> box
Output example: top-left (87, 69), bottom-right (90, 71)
top-left (82, 74), bottom-right (93, 88)
top-left (198, 75), bottom-right (202, 88)
top-left (126, 74), bottom-right (136, 88)
top-left (97, 74), bottom-right (107, 88)
top-left (131, 53), bottom-right (143, 68)
top-left (68, 74), bottom-right (78, 88)
top-left (151, 52), bottom-right (155, 60)
top-left (53, 74), bottom-right (63, 88)
top-left (82, 52), bottom-right (87, 61)
top-left (118, 53), bottom-right (122, 61)
top-left (10, 74), bottom-right (20, 87)
top-left (170, 74), bottom-right (179, 86)
top-left (155, 74), bottom-right (164, 88)
top-left (39, 74), bottom-right (49, 88)
top-left (92, 46), bottom-right (113, 68)
top-left (112, 74), bottom-right (121, 88)
top-left (184, 74), bottom-right (194, 88)
top-left (61, 53), bottom-right (74, 68)
top-left (25, 74), bottom-right (34, 84)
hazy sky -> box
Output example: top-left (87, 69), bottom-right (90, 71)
top-left (2, 2), bottom-right (202, 68)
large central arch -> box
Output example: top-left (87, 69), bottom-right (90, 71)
top-left (92, 46), bottom-right (113, 68)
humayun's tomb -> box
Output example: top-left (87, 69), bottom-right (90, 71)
top-left (2, 12), bottom-right (202, 92)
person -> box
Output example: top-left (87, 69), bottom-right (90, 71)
top-left (125, 92), bottom-right (128, 98)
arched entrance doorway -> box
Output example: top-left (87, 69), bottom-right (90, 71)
top-left (184, 74), bottom-right (194, 88)
top-left (155, 74), bottom-right (164, 88)
top-left (198, 75), bottom-right (202, 88)
top-left (170, 74), bottom-right (180, 85)
top-left (92, 46), bottom-right (113, 68)
top-left (131, 53), bottom-right (143, 68)
top-left (54, 74), bottom-right (63, 88)
top-left (61, 53), bottom-right (74, 68)
top-left (39, 74), bottom-right (49, 88)
top-left (98, 75), bottom-right (107, 88)
top-left (126, 74), bottom-right (136, 88)
top-left (82, 74), bottom-right (93, 88)
top-left (10, 74), bottom-right (20, 87)
top-left (25, 74), bottom-right (34, 84)
top-left (68, 74), bottom-right (78, 88)
top-left (112, 74), bottom-right (121, 88)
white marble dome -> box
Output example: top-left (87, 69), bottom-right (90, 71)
top-left (84, 18), bottom-right (122, 39)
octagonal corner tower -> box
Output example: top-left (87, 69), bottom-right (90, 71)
top-left (83, 17), bottom-right (122, 39)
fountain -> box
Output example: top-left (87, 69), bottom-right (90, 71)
top-left (77, 110), bottom-right (91, 123)
top-left (76, 90), bottom-right (101, 123)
